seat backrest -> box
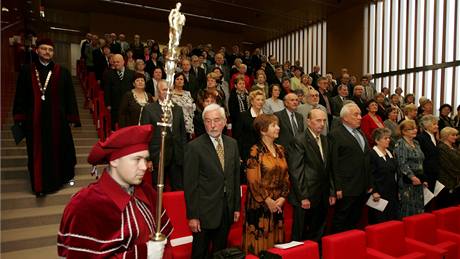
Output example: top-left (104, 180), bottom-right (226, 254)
top-left (322, 230), bottom-right (367, 259)
top-left (403, 213), bottom-right (437, 244)
top-left (365, 220), bottom-right (406, 257)
top-left (162, 191), bottom-right (192, 240)
top-left (433, 207), bottom-right (460, 234)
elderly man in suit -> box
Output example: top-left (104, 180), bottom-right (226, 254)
top-left (104, 54), bottom-right (134, 129)
top-left (329, 102), bottom-right (374, 233)
top-left (287, 108), bottom-right (336, 242)
top-left (330, 84), bottom-right (349, 129)
top-left (297, 89), bottom-right (328, 135)
top-left (274, 93), bottom-right (304, 148)
top-left (184, 103), bottom-right (241, 259)
top-left (141, 80), bottom-right (187, 190)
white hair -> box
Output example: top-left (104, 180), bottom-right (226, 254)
top-left (340, 102), bottom-right (359, 118)
top-left (202, 103), bottom-right (226, 121)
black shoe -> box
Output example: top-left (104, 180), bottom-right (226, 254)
top-left (35, 192), bottom-right (46, 198)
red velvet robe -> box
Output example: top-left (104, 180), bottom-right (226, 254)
top-left (58, 171), bottom-right (173, 258)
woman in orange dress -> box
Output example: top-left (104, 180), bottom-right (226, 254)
top-left (243, 114), bottom-right (290, 256)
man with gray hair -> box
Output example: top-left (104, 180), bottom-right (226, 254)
top-left (184, 103), bottom-right (241, 258)
top-left (416, 115), bottom-right (440, 193)
top-left (329, 102), bottom-right (373, 233)
top-left (297, 89), bottom-right (328, 135)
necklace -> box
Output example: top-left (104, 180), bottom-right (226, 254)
top-left (132, 89), bottom-right (148, 107)
top-left (35, 68), bottom-right (52, 101)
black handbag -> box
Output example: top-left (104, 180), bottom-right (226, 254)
top-left (259, 250), bottom-right (282, 259)
top-left (212, 248), bottom-right (245, 259)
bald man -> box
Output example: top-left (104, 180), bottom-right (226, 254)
top-left (104, 54), bottom-right (135, 129)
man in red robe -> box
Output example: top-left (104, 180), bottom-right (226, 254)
top-left (58, 125), bottom-right (173, 258)
top-left (13, 38), bottom-right (80, 197)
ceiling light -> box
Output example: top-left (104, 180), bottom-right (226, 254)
top-left (50, 26), bottom-right (81, 33)
top-left (2, 7), bottom-right (9, 12)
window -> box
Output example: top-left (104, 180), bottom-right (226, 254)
top-left (364, 0), bottom-right (460, 114)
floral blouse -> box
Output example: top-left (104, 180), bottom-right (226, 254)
top-left (171, 90), bottom-right (196, 134)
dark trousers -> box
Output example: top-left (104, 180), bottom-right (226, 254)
top-left (152, 163), bottom-right (184, 191)
top-left (331, 193), bottom-right (368, 233)
top-left (191, 200), bottom-right (230, 259)
top-left (291, 201), bottom-right (328, 243)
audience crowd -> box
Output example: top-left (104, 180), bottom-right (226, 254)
top-left (37, 31), bottom-right (460, 257)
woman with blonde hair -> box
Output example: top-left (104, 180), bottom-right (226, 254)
top-left (437, 127), bottom-right (460, 207)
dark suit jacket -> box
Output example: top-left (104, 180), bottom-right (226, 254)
top-left (287, 130), bottom-right (335, 207)
top-left (145, 60), bottom-right (164, 77)
top-left (140, 101), bottom-right (187, 167)
top-left (214, 64), bottom-right (231, 82)
top-left (331, 95), bottom-right (346, 117)
top-left (228, 89), bottom-right (248, 124)
top-left (352, 96), bottom-right (367, 115)
top-left (274, 109), bottom-right (305, 148)
top-left (415, 131), bottom-right (440, 191)
top-left (104, 69), bottom-right (135, 111)
top-left (92, 48), bottom-right (109, 81)
top-left (185, 68), bottom-right (206, 100)
top-left (184, 134), bottom-right (241, 229)
top-left (328, 124), bottom-right (373, 196)
top-left (233, 110), bottom-right (258, 163)
top-left (145, 78), bottom-right (159, 98)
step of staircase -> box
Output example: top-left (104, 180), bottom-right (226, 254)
top-left (1, 145), bottom-right (92, 156)
top-left (1, 224), bottom-right (59, 253)
top-left (0, 245), bottom-right (57, 259)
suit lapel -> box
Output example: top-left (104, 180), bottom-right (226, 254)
top-left (282, 110), bottom-right (294, 135)
top-left (305, 130), bottom-right (324, 164)
top-left (340, 125), bottom-right (364, 152)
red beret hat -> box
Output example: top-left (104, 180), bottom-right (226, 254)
top-left (36, 38), bottom-right (55, 48)
top-left (87, 125), bottom-right (153, 165)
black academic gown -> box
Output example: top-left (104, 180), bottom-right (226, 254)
top-left (13, 61), bottom-right (80, 194)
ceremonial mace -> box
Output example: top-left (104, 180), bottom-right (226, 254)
top-left (153, 2), bottom-right (185, 242)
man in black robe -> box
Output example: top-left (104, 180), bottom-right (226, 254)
top-left (13, 38), bottom-right (80, 197)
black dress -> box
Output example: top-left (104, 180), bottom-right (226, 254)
top-left (234, 110), bottom-right (258, 183)
top-left (118, 90), bottom-right (153, 128)
top-left (368, 148), bottom-right (400, 223)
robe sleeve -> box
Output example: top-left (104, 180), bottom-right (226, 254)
top-left (62, 67), bottom-right (80, 124)
top-left (13, 65), bottom-right (30, 122)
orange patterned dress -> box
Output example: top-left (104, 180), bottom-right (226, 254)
top-left (243, 142), bottom-right (290, 256)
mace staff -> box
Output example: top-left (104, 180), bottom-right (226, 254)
top-left (153, 2), bottom-right (185, 242)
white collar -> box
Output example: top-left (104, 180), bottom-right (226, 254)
top-left (39, 59), bottom-right (50, 66)
top-left (372, 146), bottom-right (393, 160)
top-left (250, 107), bottom-right (262, 117)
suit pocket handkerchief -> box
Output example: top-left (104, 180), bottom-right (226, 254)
top-left (11, 124), bottom-right (25, 145)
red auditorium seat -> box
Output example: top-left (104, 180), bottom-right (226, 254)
top-left (433, 207), bottom-right (460, 235)
top-left (162, 191), bottom-right (193, 259)
top-left (403, 213), bottom-right (459, 259)
top-left (268, 240), bottom-right (320, 259)
top-left (365, 220), bottom-right (441, 258)
top-left (227, 185), bottom-right (247, 247)
top-left (322, 229), bottom-right (397, 259)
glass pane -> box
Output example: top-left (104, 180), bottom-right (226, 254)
top-left (399, 0), bottom-right (407, 70)
top-left (435, 0), bottom-right (444, 64)
top-left (312, 24), bottom-right (317, 70)
top-left (416, 0), bottom-right (425, 67)
top-left (444, 67), bottom-right (453, 107)
top-left (415, 71), bottom-right (423, 101)
top-left (407, 73), bottom-right (414, 96)
top-left (424, 70), bottom-right (433, 99)
top-left (391, 0), bottom-right (399, 71)
top-left (364, 5), bottom-right (369, 74)
top-left (446, 0), bottom-right (455, 62)
top-left (433, 69), bottom-right (442, 113)
top-left (383, 0), bottom-right (391, 72)
top-left (370, 3), bottom-right (376, 74)
top-left (425, 0), bottom-right (434, 66)
top-left (376, 1), bottom-right (383, 73)
top-left (455, 67), bottom-right (460, 110)
top-left (407, 0), bottom-right (416, 68)
top-left (398, 74), bottom-right (406, 92)
top-left (304, 28), bottom-right (308, 70)
top-left (457, 3), bottom-right (460, 60)
top-left (308, 26), bottom-right (313, 73)
top-left (323, 21), bottom-right (327, 73)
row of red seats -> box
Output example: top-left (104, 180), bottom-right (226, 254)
top-left (77, 60), bottom-right (113, 140)
top-left (163, 185), bottom-right (460, 259)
